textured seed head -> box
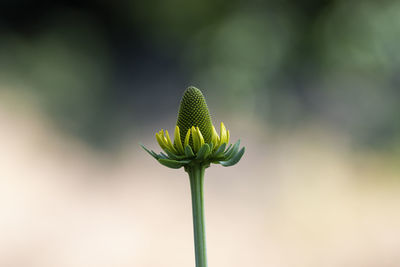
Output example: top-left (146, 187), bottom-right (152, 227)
top-left (176, 87), bottom-right (213, 145)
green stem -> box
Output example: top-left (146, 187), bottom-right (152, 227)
top-left (187, 164), bottom-right (208, 267)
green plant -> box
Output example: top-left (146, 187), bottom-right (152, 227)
top-left (141, 86), bottom-right (245, 267)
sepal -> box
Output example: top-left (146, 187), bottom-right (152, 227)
top-left (185, 145), bottom-right (195, 158)
top-left (140, 143), bottom-right (159, 160)
top-left (224, 140), bottom-right (240, 160)
top-left (212, 143), bottom-right (226, 158)
top-left (219, 147), bottom-right (245, 167)
top-left (141, 139), bottom-right (245, 169)
top-left (164, 148), bottom-right (187, 160)
top-left (158, 158), bottom-right (190, 169)
top-left (196, 144), bottom-right (211, 161)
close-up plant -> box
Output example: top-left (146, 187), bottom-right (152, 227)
top-left (141, 86), bottom-right (245, 267)
top-left (3, 1), bottom-right (400, 266)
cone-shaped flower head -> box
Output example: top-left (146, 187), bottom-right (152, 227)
top-left (176, 87), bottom-right (213, 145)
top-left (141, 86), bottom-right (245, 169)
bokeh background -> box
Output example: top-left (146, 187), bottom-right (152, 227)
top-left (1, 0), bottom-right (400, 266)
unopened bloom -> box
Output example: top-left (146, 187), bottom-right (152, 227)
top-left (141, 86), bottom-right (245, 169)
top-left (141, 86), bottom-right (245, 267)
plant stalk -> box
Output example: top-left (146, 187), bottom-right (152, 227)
top-left (187, 164), bottom-right (208, 267)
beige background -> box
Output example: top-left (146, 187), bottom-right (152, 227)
top-left (1, 94), bottom-right (399, 267)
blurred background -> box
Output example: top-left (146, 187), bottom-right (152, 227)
top-left (1, 0), bottom-right (400, 266)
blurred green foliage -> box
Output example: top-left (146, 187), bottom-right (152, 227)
top-left (0, 0), bottom-right (399, 150)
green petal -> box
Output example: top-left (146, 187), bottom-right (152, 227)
top-left (165, 130), bottom-right (179, 154)
top-left (196, 144), bottom-right (211, 160)
top-left (211, 125), bottom-right (219, 150)
top-left (184, 129), bottom-right (191, 148)
top-left (219, 122), bottom-right (228, 146)
top-left (197, 127), bottom-right (205, 147)
top-left (174, 126), bottom-right (185, 154)
top-left (192, 126), bottom-right (200, 152)
top-left (155, 131), bottom-right (168, 151)
top-left (220, 147), bottom-right (245, 167)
